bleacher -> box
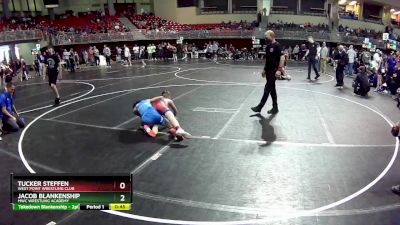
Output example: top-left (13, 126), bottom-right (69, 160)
top-left (1, 11), bottom-right (124, 34)
top-left (127, 14), bottom-right (256, 32)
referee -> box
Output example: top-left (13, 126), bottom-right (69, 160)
top-left (251, 30), bottom-right (281, 114)
top-left (304, 36), bottom-right (320, 80)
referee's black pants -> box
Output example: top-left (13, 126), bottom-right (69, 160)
top-left (308, 57), bottom-right (320, 78)
top-left (259, 72), bottom-right (278, 109)
top-left (105, 56), bottom-right (111, 66)
top-left (336, 66), bottom-right (345, 86)
top-left (3, 116), bottom-right (25, 132)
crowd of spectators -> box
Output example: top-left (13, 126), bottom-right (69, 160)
top-left (126, 12), bottom-right (257, 32)
top-left (267, 21), bottom-right (330, 32)
top-left (338, 24), bottom-right (400, 42)
top-left (282, 40), bottom-right (400, 105)
top-left (339, 10), bottom-right (358, 20)
top-left (0, 10), bottom-right (128, 35)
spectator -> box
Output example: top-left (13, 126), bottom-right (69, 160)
top-left (38, 52), bottom-right (46, 77)
top-left (93, 46), bottom-right (100, 66)
top-left (0, 65), bottom-right (12, 87)
top-left (74, 51), bottom-right (80, 68)
top-left (133, 44), bottom-right (140, 60)
top-left (34, 59), bottom-right (40, 77)
top-left (88, 47), bottom-right (94, 66)
top-left (62, 49), bottom-right (71, 71)
top-left (103, 44), bottom-right (111, 67)
top-left (293, 45), bottom-right (299, 61)
top-left (172, 45), bottom-right (178, 62)
top-left (346, 45), bottom-right (356, 77)
top-left (69, 51), bottom-right (76, 73)
top-left (372, 50), bottom-right (383, 92)
top-left (320, 42), bottom-right (329, 75)
top-left (124, 44), bottom-right (132, 66)
top-left (147, 44), bottom-right (153, 61)
top-left (82, 49), bottom-right (89, 65)
top-left (287, 46), bottom-right (292, 60)
top-left (116, 46), bottom-right (122, 63)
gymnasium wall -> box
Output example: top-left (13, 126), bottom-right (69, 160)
top-left (53, 0), bottom-right (107, 15)
top-left (5, 0), bottom-right (110, 16)
top-left (134, 0), bottom-right (154, 14)
top-left (5, 0), bottom-right (41, 14)
top-left (268, 14), bottom-right (329, 25)
top-left (153, 0), bottom-right (177, 22)
top-left (16, 42), bottom-right (36, 64)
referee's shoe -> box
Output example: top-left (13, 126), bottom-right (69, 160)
top-left (251, 106), bottom-right (279, 114)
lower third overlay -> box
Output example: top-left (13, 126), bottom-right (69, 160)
top-left (10, 174), bottom-right (132, 211)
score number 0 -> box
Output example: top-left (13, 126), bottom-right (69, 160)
top-left (120, 182), bottom-right (126, 202)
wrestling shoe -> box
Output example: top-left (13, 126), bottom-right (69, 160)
top-left (53, 98), bottom-right (60, 107)
top-left (176, 128), bottom-right (192, 139)
top-left (392, 185), bottom-right (400, 195)
top-left (169, 128), bottom-right (184, 142)
top-left (174, 135), bottom-right (184, 142)
top-left (251, 106), bottom-right (262, 113)
top-left (143, 125), bottom-right (156, 138)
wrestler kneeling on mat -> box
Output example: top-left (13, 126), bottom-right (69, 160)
top-left (275, 51), bottom-right (291, 81)
top-left (132, 95), bottom-right (192, 141)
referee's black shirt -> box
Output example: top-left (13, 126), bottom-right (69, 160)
top-left (264, 42), bottom-right (282, 73)
top-left (307, 42), bottom-right (318, 59)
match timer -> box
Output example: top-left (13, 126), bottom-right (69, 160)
top-left (11, 174), bottom-right (132, 211)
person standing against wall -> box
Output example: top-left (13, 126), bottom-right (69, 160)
top-left (146, 44), bottom-right (152, 61)
top-left (133, 44), bottom-right (140, 61)
top-left (124, 44), bottom-right (132, 66)
top-left (346, 45), bottom-right (356, 77)
top-left (320, 42), bottom-right (329, 75)
top-left (103, 44), bottom-right (111, 68)
top-left (38, 52), bottom-right (46, 77)
top-left (251, 30), bottom-right (281, 114)
top-left (93, 46), bottom-right (100, 66)
top-left (293, 45), bottom-right (299, 61)
top-left (88, 47), bottom-right (94, 66)
top-left (62, 49), bottom-right (70, 71)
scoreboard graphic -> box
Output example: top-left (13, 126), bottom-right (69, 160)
top-left (11, 174), bottom-right (132, 211)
